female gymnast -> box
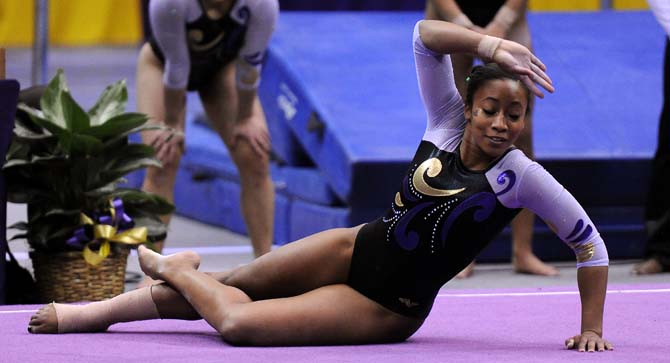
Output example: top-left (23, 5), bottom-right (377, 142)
top-left (137, 0), bottom-right (279, 270)
top-left (28, 20), bottom-right (613, 352)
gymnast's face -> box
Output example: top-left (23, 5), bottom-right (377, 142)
top-left (463, 78), bottom-right (528, 159)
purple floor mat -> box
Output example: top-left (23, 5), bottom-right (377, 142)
top-left (1, 284), bottom-right (668, 363)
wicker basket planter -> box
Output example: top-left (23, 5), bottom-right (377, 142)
top-left (30, 248), bottom-right (129, 303)
top-left (4, 71), bottom-right (173, 305)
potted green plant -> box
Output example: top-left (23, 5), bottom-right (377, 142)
top-left (3, 69), bottom-right (173, 303)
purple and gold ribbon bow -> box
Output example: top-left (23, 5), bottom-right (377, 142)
top-left (66, 198), bottom-right (147, 266)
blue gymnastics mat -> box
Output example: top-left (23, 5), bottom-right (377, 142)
top-left (170, 10), bottom-right (663, 259)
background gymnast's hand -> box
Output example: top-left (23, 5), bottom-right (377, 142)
top-left (564, 330), bottom-right (614, 352)
top-left (232, 113), bottom-right (271, 158)
top-left (491, 39), bottom-right (555, 98)
top-left (146, 126), bottom-right (185, 167)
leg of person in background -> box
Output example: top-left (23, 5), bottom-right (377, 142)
top-left (136, 43), bottom-right (184, 287)
top-left (198, 64), bottom-right (274, 258)
top-left (505, 15), bottom-right (558, 276)
top-left (633, 38), bottom-right (670, 275)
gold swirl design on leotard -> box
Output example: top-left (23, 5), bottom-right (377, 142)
top-left (412, 158), bottom-right (466, 197)
top-left (394, 192), bottom-right (404, 207)
top-left (574, 242), bottom-right (595, 263)
top-left (189, 30), bottom-right (225, 52)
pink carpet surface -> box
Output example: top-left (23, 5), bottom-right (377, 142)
top-left (1, 283), bottom-right (668, 363)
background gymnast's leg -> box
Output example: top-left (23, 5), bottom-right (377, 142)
top-left (198, 63), bottom-right (274, 258)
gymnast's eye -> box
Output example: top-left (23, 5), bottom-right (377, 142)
top-left (483, 109), bottom-right (496, 116)
top-left (508, 114), bottom-right (520, 121)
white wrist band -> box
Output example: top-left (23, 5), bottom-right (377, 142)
top-left (451, 13), bottom-right (474, 29)
top-left (477, 35), bottom-right (503, 60)
top-left (493, 5), bottom-right (519, 30)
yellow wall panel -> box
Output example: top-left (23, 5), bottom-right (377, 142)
top-left (529, 0), bottom-right (600, 11)
top-left (0, 1), bottom-right (34, 47)
top-left (0, 0), bottom-right (141, 47)
top-left (613, 0), bottom-right (649, 10)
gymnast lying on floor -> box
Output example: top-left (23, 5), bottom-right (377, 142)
top-left (29, 19), bottom-right (613, 352)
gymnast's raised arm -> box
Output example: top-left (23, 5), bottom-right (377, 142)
top-left (417, 20), bottom-right (553, 98)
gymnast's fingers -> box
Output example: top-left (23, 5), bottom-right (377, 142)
top-left (565, 336), bottom-right (577, 349)
top-left (531, 52), bottom-right (547, 71)
top-left (251, 137), bottom-right (268, 158)
top-left (519, 75), bottom-right (544, 99)
top-left (577, 336), bottom-right (588, 352)
top-left (531, 63), bottom-right (554, 92)
top-left (587, 339), bottom-right (597, 352)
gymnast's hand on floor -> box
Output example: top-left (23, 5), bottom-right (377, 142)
top-left (146, 126), bottom-right (186, 166)
top-left (564, 331), bottom-right (614, 352)
top-left (491, 39), bottom-right (555, 99)
top-left (232, 114), bottom-right (271, 158)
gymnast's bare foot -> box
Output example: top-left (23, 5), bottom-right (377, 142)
top-left (28, 304), bottom-right (59, 334)
top-left (513, 253), bottom-right (559, 276)
top-left (455, 261), bottom-right (475, 279)
top-left (138, 245), bottom-right (201, 281)
top-left (632, 258), bottom-right (664, 275)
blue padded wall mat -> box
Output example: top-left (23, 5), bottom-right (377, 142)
top-left (174, 166), bottom-right (292, 245)
top-left (258, 51), bottom-right (314, 167)
top-left (262, 11), bottom-right (665, 206)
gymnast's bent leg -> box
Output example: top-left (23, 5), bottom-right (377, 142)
top-left (136, 245), bottom-right (422, 346)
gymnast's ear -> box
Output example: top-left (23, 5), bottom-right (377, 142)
top-left (463, 104), bottom-right (472, 123)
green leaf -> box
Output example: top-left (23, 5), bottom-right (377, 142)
top-left (104, 143), bottom-right (157, 169)
top-left (85, 112), bottom-right (148, 140)
top-left (88, 79), bottom-right (128, 126)
top-left (102, 123), bottom-right (163, 148)
top-left (60, 90), bottom-right (91, 132)
top-left (111, 189), bottom-right (174, 215)
top-left (9, 233), bottom-right (28, 241)
top-left (105, 157), bottom-right (162, 179)
top-left (8, 221), bottom-right (29, 230)
top-left (131, 215), bottom-right (168, 239)
top-left (18, 103), bottom-right (65, 136)
top-left (84, 181), bottom-right (120, 197)
top-left (3, 159), bottom-right (32, 168)
top-left (40, 69), bottom-right (69, 129)
top-left (60, 133), bottom-right (104, 156)
top-left (13, 122), bottom-right (52, 139)
top-left (44, 208), bottom-right (81, 218)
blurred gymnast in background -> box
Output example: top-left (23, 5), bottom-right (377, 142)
top-left (135, 0), bottom-right (279, 287)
